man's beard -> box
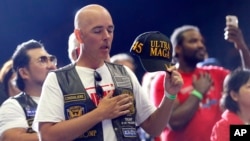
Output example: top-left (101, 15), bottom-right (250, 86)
top-left (183, 53), bottom-right (205, 67)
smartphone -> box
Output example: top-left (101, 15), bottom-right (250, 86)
top-left (226, 15), bottom-right (238, 27)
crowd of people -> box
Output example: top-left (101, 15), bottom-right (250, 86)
top-left (0, 3), bottom-right (250, 141)
top-left (149, 23), bottom-right (250, 141)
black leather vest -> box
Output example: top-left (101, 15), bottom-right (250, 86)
top-left (13, 92), bottom-right (37, 133)
top-left (55, 62), bottom-right (140, 141)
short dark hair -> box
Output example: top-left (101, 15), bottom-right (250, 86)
top-left (12, 39), bottom-right (44, 91)
top-left (170, 25), bottom-right (199, 58)
top-left (221, 69), bottom-right (250, 113)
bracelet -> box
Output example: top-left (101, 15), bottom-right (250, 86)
top-left (191, 89), bottom-right (203, 100)
top-left (165, 92), bottom-right (177, 100)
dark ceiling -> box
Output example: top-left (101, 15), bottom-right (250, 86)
top-left (1, 0), bottom-right (250, 80)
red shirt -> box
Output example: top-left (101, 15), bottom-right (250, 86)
top-left (211, 110), bottom-right (244, 141)
top-left (151, 66), bottom-right (229, 141)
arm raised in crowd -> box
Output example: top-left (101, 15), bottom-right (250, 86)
top-left (224, 25), bottom-right (250, 69)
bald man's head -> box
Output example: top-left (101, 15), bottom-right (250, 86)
top-left (73, 4), bottom-right (114, 45)
top-left (73, 4), bottom-right (114, 62)
top-left (74, 4), bottom-right (112, 30)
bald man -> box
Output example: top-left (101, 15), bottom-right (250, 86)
top-left (33, 4), bottom-right (183, 141)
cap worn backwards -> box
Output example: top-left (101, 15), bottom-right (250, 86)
top-left (130, 31), bottom-right (173, 72)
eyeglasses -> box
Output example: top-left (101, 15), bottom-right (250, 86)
top-left (94, 71), bottom-right (104, 99)
top-left (36, 55), bottom-right (57, 66)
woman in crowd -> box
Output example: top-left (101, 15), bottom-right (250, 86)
top-left (211, 69), bottom-right (250, 140)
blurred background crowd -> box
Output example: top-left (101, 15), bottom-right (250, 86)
top-left (0, 0), bottom-right (250, 83)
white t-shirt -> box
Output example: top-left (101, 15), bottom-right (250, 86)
top-left (33, 64), bottom-right (156, 141)
top-left (0, 94), bottom-right (39, 135)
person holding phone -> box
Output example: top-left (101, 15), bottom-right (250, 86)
top-left (150, 19), bottom-right (250, 141)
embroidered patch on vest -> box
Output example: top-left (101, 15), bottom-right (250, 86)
top-left (66, 105), bottom-right (85, 119)
top-left (114, 76), bottom-right (132, 89)
top-left (121, 89), bottom-right (135, 115)
top-left (81, 130), bottom-right (98, 138)
top-left (122, 128), bottom-right (137, 137)
top-left (64, 93), bottom-right (86, 103)
top-left (25, 106), bottom-right (36, 117)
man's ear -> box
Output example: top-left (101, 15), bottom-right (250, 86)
top-left (18, 68), bottom-right (29, 80)
top-left (74, 29), bottom-right (84, 44)
top-left (175, 45), bottom-right (182, 56)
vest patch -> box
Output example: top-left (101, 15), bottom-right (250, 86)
top-left (114, 76), bottom-right (132, 89)
top-left (27, 118), bottom-right (34, 127)
top-left (66, 105), bottom-right (85, 119)
top-left (64, 93), bottom-right (86, 103)
top-left (82, 130), bottom-right (97, 138)
top-left (121, 89), bottom-right (135, 115)
top-left (122, 128), bottom-right (137, 137)
top-left (26, 106), bottom-right (36, 117)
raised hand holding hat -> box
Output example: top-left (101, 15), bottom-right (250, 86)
top-left (130, 31), bottom-right (174, 72)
